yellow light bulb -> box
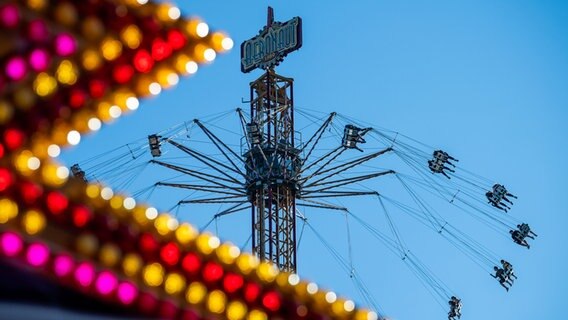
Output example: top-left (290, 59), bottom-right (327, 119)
top-left (186, 282), bottom-right (207, 304)
top-left (207, 290), bottom-right (227, 314)
top-left (101, 37), bottom-right (123, 61)
top-left (164, 272), bottom-right (186, 295)
top-left (120, 25), bottom-right (142, 49)
top-left (22, 210), bottom-right (46, 235)
top-left (226, 301), bottom-right (247, 320)
top-left (175, 223), bottom-right (197, 245)
top-left (143, 263), bottom-right (165, 287)
top-left (0, 198), bottom-right (19, 224)
top-left (33, 73), bottom-right (58, 97)
top-left (247, 310), bottom-right (268, 320)
top-left (56, 60), bottom-right (79, 85)
top-left (99, 243), bottom-right (122, 267)
top-left (154, 214), bottom-right (173, 236)
top-left (123, 253), bottom-right (143, 277)
top-left (82, 49), bottom-right (102, 71)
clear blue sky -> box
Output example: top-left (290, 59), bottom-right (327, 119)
top-left (62, 1), bottom-right (568, 319)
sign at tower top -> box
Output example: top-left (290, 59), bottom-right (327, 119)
top-left (240, 7), bottom-right (303, 73)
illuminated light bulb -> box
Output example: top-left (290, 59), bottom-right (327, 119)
top-left (108, 105), bottom-right (122, 119)
top-left (226, 301), bottom-right (247, 320)
top-left (46, 191), bottom-right (68, 215)
top-left (5, 56), bottom-right (27, 81)
top-left (123, 197), bottom-right (136, 209)
top-left (222, 37), bottom-right (234, 51)
top-left (54, 2), bottom-right (78, 26)
top-left (82, 16), bottom-right (105, 41)
top-left (88, 117), bottom-right (102, 131)
top-left (85, 184), bottom-right (100, 199)
top-left (307, 282), bottom-right (318, 294)
top-left (53, 254), bottom-right (74, 277)
top-left (14, 150), bottom-right (33, 175)
top-left (56, 166), bottom-right (69, 179)
top-left (223, 273), bottom-right (244, 293)
top-left (26, 0), bottom-right (47, 11)
top-left (42, 163), bottom-right (67, 187)
top-left (207, 290), bottom-right (227, 314)
top-left (344, 300), bottom-right (355, 312)
top-left (47, 144), bottom-right (60, 157)
top-left (154, 214), bottom-right (173, 235)
top-left (0, 198), bottom-right (18, 223)
top-left (248, 309), bottom-right (268, 320)
top-left (54, 33), bottom-right (77, 57)
top-left (149, 82), bottom-right (161, 95)
top-left (175, 223), bottom-right (197, 245)
top-left (82, 49), bottom-right (102, 71)
top-left (101, 37), bottom-right (123, 61)
top-left (56, 60), bottom-right (78, 85)
top-left (133, 50), bottom-right (154, 73)
top-left (145, 207), bottom-right (158, 220)
top-left (168, 6), bottom-right (181, 20)
top-left (203, 262), bottom-right (224, 283)
top-left (296, 305), bottom-right (308, 317)
top-left (256, 262), bottom-right (278, 283)
top-left (167, 217), bottom-right (178, 230)
top-left (181, 252), bottom-right (201, 274)
top-left (99, 243), bottom-right (121, 267)
top-left (137, 0), bottom-right (149, 4)
top-left (0, 4), bottom-right (19, 28)
top-left (186, 282), bottom-right (207, 304)
top-left (262, 291), bottom-right (281, 312)
top-left (120, 25), bottom-right (142, 49)
top-left (126, 97), bottom-right (139, 110)
top-left (117, 281), bottom-right (138, 305)
top-left (325, 291), bottom-right (337, 303)
top-left (28, 19), bottom-right (49, 42)
top-left (0, 231), bottom-right (23, 256)
top-left (243, 282), bottom-right (260, 303)
top-left (168, 29), bottom-right (186, 50)
top-left (288, 274), bottom-right (300, 286)
top-left (186, 61), bottom-right (198, 74)
top-left (122, 253), bottom-right (143, 277)
top-left (27, 156), bottom-right (40, 170)
top-left (22, 209), bottom-right (46, 235)
top-left (152, 38), bottom-right (172, 61)
top-left (113, 64), bottom-right (134, 84)
top-left (28, 48), bottom-right (50, 72)
top-left (75, 262), bottom-right (95, 287)
top-left (204, 48), bottom-right (216, 62)
top-left (76, 233), bottom-right (99, 256)
top-left (236, 254), bottom-right (259, 275)
top-left (67, 130), bottom-right (81, 145)
top-left (14, 87), bottom-right (36, 110)
top-left (160, 242), bottom-right (180, 266)
top-left (26, 242), bottom-right (50, 267)
top-left (196, 22), bottom-right (209, 37)
top-left (95, 271), bottom-right (118, 295)
top-left (0, 100), bottom-right (14, 125)
top-left (143, 262), bottom-right (164, 287)
top-left (216, 243), bottom-right (240, 264)
top-left (100, 187), bottom-right (114, 200)
top-left (164, 272), bottom-right (186, 295)
top-left (72, 205), bottom-right (92, 228)
top-left (167, 73), bottom-right (179, 86)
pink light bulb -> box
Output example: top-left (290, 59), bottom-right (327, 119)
top-left (0, 4), bottom-right (20, 28)
top-left (54, 254), bottom-right (74, 277)
top-left (26, 243), bottom-right (50, 267)
top-left (75, 262), bottom-right (95, 287)
top-left (29, 48), bottom-right (50, 72)
top-left (54, 33), bottom-right (77, 57)
top-left (28, 19), bottom-right (49, 42)
top-left (5, 56), bottom-right (27, 81)
top-left (95, 271), bottom-right (118, 295)
top-left (0, 232), bottom-right (23, 257)
top-left (117, 281), bottom-right (138, 305)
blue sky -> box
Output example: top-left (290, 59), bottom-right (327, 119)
top-left (62, 1), bottom-right (568, 319)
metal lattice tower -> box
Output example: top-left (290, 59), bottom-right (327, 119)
top-left (245, 70), bottom-right (299, 272)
